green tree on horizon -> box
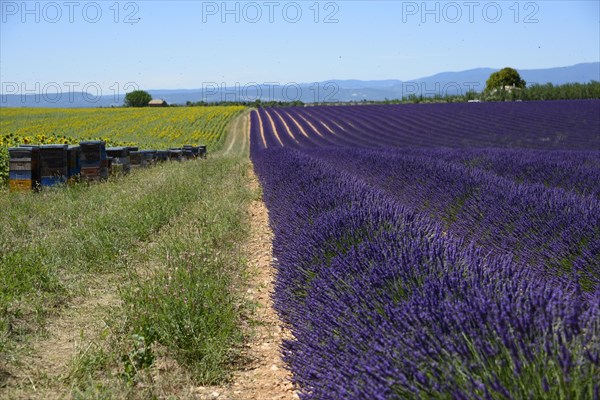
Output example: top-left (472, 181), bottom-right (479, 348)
top-left (124, 90), bottom-right (152, 107)
top-left (485, 67), bottom-right (527, 93)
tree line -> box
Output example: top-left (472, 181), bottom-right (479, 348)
top-left (343, 80), bottom-right (600, 106)
top-left (124, 67), bottom-right (599, 108)
top-left (183, 99), bottom-right (305, 108)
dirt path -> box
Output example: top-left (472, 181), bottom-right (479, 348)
top-left (223, 110), bottom-right (250, 156)
top-left (228, 169), bottom-right (296, 400)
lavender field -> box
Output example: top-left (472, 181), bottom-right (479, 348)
top-left (250, 100), bottom-right (600, 399)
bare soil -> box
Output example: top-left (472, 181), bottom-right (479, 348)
top-left (226, 169), bottom-right (297, 400)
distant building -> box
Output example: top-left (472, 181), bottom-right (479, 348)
top-left (148, 99), bottom-right (168, 107)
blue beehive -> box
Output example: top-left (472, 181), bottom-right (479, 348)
top-left (156, 150), bottom-right (169, 162)
top-left (39, 144), bottom-right (68, 187)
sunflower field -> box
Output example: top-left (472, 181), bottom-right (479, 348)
top-left (0, 106), bottom-right (245, 184)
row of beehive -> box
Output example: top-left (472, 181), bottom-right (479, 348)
top-left (8, 141), bottom-right (207, 193)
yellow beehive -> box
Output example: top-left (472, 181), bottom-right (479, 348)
top-left (9, 179), bottom-right (32, 192)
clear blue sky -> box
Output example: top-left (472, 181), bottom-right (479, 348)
top-left (1, 1), bottom-right (599, 93)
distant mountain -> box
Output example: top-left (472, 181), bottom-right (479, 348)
top-left (0, 91), bottom-right (124, 109)
top-left (303, 63), bottom-right (600, 100)
top-left (520, 62), bottom-right (600, 85)
top-left (1, 62), bottom-right (598, 107)
top-left (328, 62), bottom-right (600, 99)
top-left (324, 79), bottom-right (402, 90)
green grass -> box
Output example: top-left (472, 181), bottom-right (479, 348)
top-left (120, 156), bottom-right (253, 384)
top-left (0, 152), bottom-right (255, 396)
top-left (0, 162), bottom-right (201, 344)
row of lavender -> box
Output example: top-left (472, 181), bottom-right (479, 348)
top-left (256, 100), bottom-right (600, 151)
top-left (251, 145), bottom-right (599, 399)
top-left (306, 146), bottom-right (600, 199)
top-left (309, 148), bottom-right (600, 291)
top-left (389, 147), bottom-right (600, 199)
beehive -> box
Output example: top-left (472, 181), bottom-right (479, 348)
top-left (129, 151), bottom-right (144, 169)
top-left (168, 149), bottom-right (183, 161)
top-left (39, 144), bottom-right (68, 187)
top-left (141, 150), bottom-right (157, 167)
top-left (183, 144), bottom-right (200, 158)
top-left (156, 150), bottom-right (169, 162)
top-left (107, 147), bottom-right (131, 175)
top-left (79, 141), bottom-right (108, 182)
top-left (8, 146), bottom-right (39, 192)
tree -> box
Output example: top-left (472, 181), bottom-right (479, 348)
top-left (485, 67), bottom-right (526, 93)
top-left (124, 90), bottom-right (152, 107)
top-left (465, 89), bottom-right (478, 101)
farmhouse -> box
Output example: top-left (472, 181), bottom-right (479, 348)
top-left (148, 99), bottom-right (168, 107)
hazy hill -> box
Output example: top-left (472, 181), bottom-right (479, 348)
top-left (1, 62), bottom-right (598, 107)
